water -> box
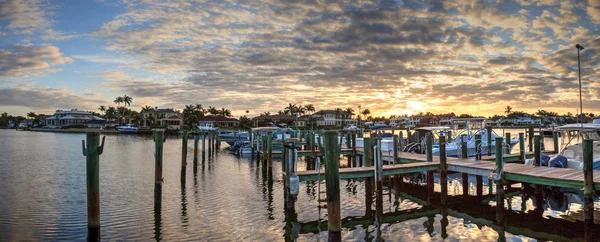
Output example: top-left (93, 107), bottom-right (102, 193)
top-left (0, 129), bottom-right (598, 241)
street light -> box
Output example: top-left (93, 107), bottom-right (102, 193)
top-left (576, 44), bottom-right (584, 137)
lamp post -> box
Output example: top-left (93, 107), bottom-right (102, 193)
top-left (576, 44), bottom-right (585, 137)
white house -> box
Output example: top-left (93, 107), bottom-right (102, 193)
top-left (44, 109), bottom-right (105, 128)
top-left (141, 108), bottom-right (183, 130)
top-left (312, 110), bottom-right (357, 127)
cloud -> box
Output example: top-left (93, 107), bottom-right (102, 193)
top-left (0, 0), bottom-right (50, 34)
top-left (589, 0), bottom-right (600, 24)
top-left (0, 44), bottom-right (73, 77)
top-left (82, 0), bottom-right (600, 116)
top-left (0, 84), bottom-right (106, 111)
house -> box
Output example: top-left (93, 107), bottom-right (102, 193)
top-left (141, 108), bottom-right (183, 130)
top-left (44, 109), bottom-right (106, 128)
top-left (252, 114), bottom-right (296, 127)
top-left (390, 116), bottom-right (409, 127)
top-left (312, 110), bottom-right (357, 127)
top-left (198, 115), bottom-right (239, 128)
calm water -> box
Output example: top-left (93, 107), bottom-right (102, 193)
top-left (0, 129), bottom-right (598, 241)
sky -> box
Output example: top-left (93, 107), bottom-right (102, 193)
top-left (0, 0), bottom-right (599, 118)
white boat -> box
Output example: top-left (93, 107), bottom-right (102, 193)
top-left (525, 123), bottom-right (600, 170)
top-left (198, 122), bottom-right (219, 131)
top-left (432, 128), bottom-right (518, 157)
top-left (117, 124), bottom-right (140, 133)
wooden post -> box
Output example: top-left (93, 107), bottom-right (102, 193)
top-left (583, 139), bottom-right (594, 241)
top-left (398, 131), bottom-right (403, 151)
top-left (407, 130), bottom-right (412, 143)
top-left (268, 131), bottom-right (273, 172)
top-left (519, 133), bottom-right (525, 162)
top-left (181, 131), bottom-right (188, 183)
top-left (528, 125), bottom-right (534, 152)
top-left (475, 134), bottom-right (482, 160)
top-left (82, 132), bottom-right (104, 234)
top-left (351, 133), bottom-right (357, 166)
top-left (202, 132), bottom-right (206, 159)
top-left (505, 132), bottom-right (511, 154)
top-left (363, 137), bottom-right (373, 215)
top-left (553, 131), bottom-right (559, 153)
top-left (193, 132), bottom-right (199, 168)
top-left (426, 133), bottom-right (433, 162)
top-left (375, 137), bottom-right (384, 225)
top-left (461, 134), bottom-right (468, 158)
top-left (393, 134), bottom-right (398, 165)
top-left (476, 175), bottom-right (483, 199)
top-left (153, 130), bottom-right (165, 185)
top-left (534, 135), bottom-right (541, 166)
top-left (462, 173), bottom-right (469, 199)
top-left (440, 135), bottom-right (448, 205)
top-left (486, 126), bottom-right (492, 155)
top-left (323, 130), bottom-right (341, 241)
top-left (447, 130), bottom-right (452, 142)
top-left (495, 137), bottom-right (505, 224)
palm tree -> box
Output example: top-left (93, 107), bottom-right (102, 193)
top-left (122, 95), bottom-right (133, 107)
top-left (361, 108), bottom-right (371, 117)
top-left (113, 96), bottom-right (123, 107)
top-left (207, 106), bottom-right (218, 115)
top-left (304, 104), bottom-right (315, 115)
top-left (245, 110), bottom-right (249, 114)
top-left (141, 105), bottom-right (154, 113)
top-left (27, 112), bottom-right (36, 119)
top-left (285, 103), bottom-right (297, 116)
top-left (221, 108), bottom-right (232, 117)
top-left (98, 105), bottom-right (107, 114)
top-left (505, 106), bottom-right (512, 115)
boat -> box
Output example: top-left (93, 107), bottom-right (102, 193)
top-left (525, 123), bottom-right (600, 170)
top-left (117, 124), bottom-right (140, 133)
top-left (198, 122), bottom-right (219, 131)
top-left (431, 127), bottom-right (518, 157)
top-left (219, 131), bottom-right (249, 146)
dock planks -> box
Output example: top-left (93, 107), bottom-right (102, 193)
top-left (297, 152), bottom-right (600, 190)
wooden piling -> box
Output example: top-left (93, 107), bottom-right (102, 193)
top-left (83, 132), bottom-right (104, 233)
top-left (447, 130), bottom-right (452, 142)
top-left (323, 131), bottom-right (341, 241)
top-left (505, 132), bottom-right (511, 154)
top-left (193, 132), bottom-right (199, 168)
top-left (486, 126), bottom-right (492, 155)
top-left (393, 134), bottom-right (398, 165)
top-left (475, 134), bottom-right (483, 198)
top-left (181, 131), bottom-right (188, 164)
top-left (553, 131), bottom-right (559, 153)
top-left (528, 125), bottom-right (534, 152)
top-left (475, 134), bottom-right (482, 161)
top-left (495, 137), bottom-right (505, 224)
top-left (519, 133), bottom-right (525, 162)
top-left (153, 130), bottom-right (165, 185)
top-left (462, 173), bottom-right (469, 199)
top-left (425, 133), bottom-right (433, 162)
top-left (202, 132), bottom-right (206, 159)
top-left (534, 135), bottom-right (541, 166)
top-left (440, 135), bottom-right (448, 205)
top-left (363, 137), bottom-right (373, 215)
top-left (583, 139), bottom-right (594, 241)
top-left (461, 134), bottom-right (467, 158)
top-left (267, 131), bottom-right (273, 172)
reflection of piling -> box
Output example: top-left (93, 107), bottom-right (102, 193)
top-left (82, 132), bottom-right (105, 239)
top-left (193, 132), bottom-right (199, 168)
top-left (583, 140), bottom-right (594, 241)
top-left (323, 130), bottom-right (341, 241)
top-left (440, 136), bottom-right (448, 205)
top-left (154, 130), bottom-right (165, 185)
top-left (267, 131), bottom-right (273, 173)
top-left (533, 135), bottom-right (543, 200)
top-left (201, 132), bottom-right (206, 160)
top-left (154, 184), bottom-right (162, 241)
top-left (495, 137), bottom-right (505, 224)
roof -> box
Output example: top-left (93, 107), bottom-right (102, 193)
top-left (60, 115), bottom-right (91, 120)
top-left (199, 115), bottom-right (238, 122)
top-left (166, 114), bottom-right (183, 119)
top-left (415, 126), bottom-right (451, 131)
top-left (252, 114), bottom-right (296, 121)
top-left (143, 108), bottom-right (178, 114)
top-left (251, 127), bottom-right (281, 131)
top-left (54, 109), bottom-right (93, 115)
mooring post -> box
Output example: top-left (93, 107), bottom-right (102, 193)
top-left (505, 132), bottom-right (511, 154)
top-left (534, 135), bottom-right (541, 166)
top-left (181, 131), bottom-right (188, 183)
top-left (262, 136), bottom-right (267, 163)
top-left (440, 135), bottom-right (448, 205)
top-left (495, 137), bottom-right (505, 224)
top-left (393, 134), bottom-right (398, 165)
top-left (519, 133), bottom-right (525, 162)
top-left (352, 133), bottom-right (357, 166)
top-left (407, 130), bottom-right (412, 143)
top-left (202, 132), bottom-right (206, 160)
top-left (375, 136), bottom-right (384, 225)
top-left (461, 134), bottom-right (468, 158)
top-left (193, 132), bottom-right (199, 168)
top-left (426, 133), bottom-right (433, 162)
top-left (153, 129), bottom-right (166, 185)
top-left (474, 134), bottom-right (482, 160)
top-left (528, 125), bottom-right (534, 152)
top-left (553, 131), bottom-right (559, 153)
top-left (363, 137), bottom-right (373, 215)
top-left (583, 139), bottom-right (594, 241)
top-left (268, 131), bottom-right (273, 172)
top-left (447, 130), bottom-right (452, 142)
top-left (398, 131), bottom-right (403, 151)
top-left (82, 132), bottom-right (105, 236)
top-left (323, 130), bottom-right (341, 241)
top-left (486, 126), bottom-right (492, 155)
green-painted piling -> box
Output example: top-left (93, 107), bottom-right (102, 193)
top-left (534, 135), bottom-right (541, 166)
top-left (267, 131), bottom-right (273, 171)
top-left (461, 134), bottom-right (468, 159)
top-left (553, 131), bottom-right (559, 153)
top-left (447, 130), bottom-right (452, 142)
top-left (528, 125), bottom-right (534, 152)
top-left (486, 126), bottom-right (492, 155)
top-left (82, 132), bottom-right (104, 232)
top-left (193, 133), bottom-right (199, 167)
top-left (519, 133), bottom-right (525, 162)
top-left (583, 139), bottom-right (594, 241)
top-left (475, 134), bottom-right (482, 161)
top-left (426, 133), bottom-right (433, 162)
top-left (505, 133), bottom-right (511, 154)
top-left (323, 131), bottom-right (341, 241)
top-left (440, 135), bottom-right (448, 205)
top-left (181, 131), bottom-right (188, 167)
top-left (393, 134), bottom-right (398, 165)
top-left (153, 130), bottom-right (165, 185)
top-left (495, 137), bottom-right (505, 224)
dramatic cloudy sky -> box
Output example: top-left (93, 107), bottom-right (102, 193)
top-left (0, 0), bottom-right (598, 117)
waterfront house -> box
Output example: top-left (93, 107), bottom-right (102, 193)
top-left (252, 114), bottom-right (296, 127)
top-left (390, 116), bottom-right (409, 127)
top-left (312, 110), bottom-right (356, 127)
top-left (141, 108), bottom-right (183, 130)
top-left (44, 109), bottom-right (106, 128)
top-left (198, 115), bottom-right (239, 129)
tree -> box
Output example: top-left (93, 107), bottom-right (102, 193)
top-left (505, 106), bottom-right (512, 115)
top-left (98, 105), bottom-right (107, 114)
top-left (304, 104), bottom-right (315, 115)
top-left (238, 115), bottom-right (252, 129)
top-left (361, 109), bottom-right (371, 117)
top-left (207, 106), bottom-right (218, 115)
top-left (122, 95), bottom-right (133, 107)
top-left (27, 112), bottom-right (36, 119)
top-left (182, 104), bottom-right (204, 130)
top-left (141, 105), bottom-right (154, 112)
top-left (114, 96), bottom-right (123, 106)
top-left (284, 103), bottom-right (297, 116)
top-left (220, 108), bottom-right (232, 117)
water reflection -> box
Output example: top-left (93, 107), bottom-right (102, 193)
top-left (153, 184), bottom-right (162, 242)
